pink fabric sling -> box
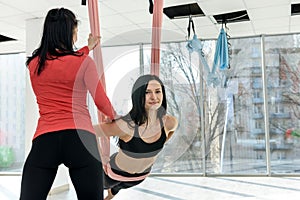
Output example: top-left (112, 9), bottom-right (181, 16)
top-left (106, 163), bottom-right (150, 182)
top-left (87, 0), bottom-right (163, 181)
top-left (87, 0), bottom-right (110, 173)
top-left (150, 0), bottom-right (164, 76)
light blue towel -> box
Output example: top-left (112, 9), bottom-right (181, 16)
top-left (213, 28), bottom-right (229, 71)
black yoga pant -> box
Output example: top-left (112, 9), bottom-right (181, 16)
top-left (20, 129), bottom-right (103, 200)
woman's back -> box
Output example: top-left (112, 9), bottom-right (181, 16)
top-left (28, 47), bottom-right (114, 139)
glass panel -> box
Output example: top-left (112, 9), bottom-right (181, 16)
top-left (148, 42), bottom-right (205, 173)
top-left (206, 37), bottom-right (267, 174)
top-left (265, 34), bottom-right (300, 174)
top-left (88, 45), bottom-right (141, 123)
top-left (88, 45), bottom-right (141, 154)
top-left (2, 34), bottom-right (300, 177)
top-left (103, 45), bottom-right (141, 114)
top-left (0, 53), bottom-right (26, 173)
top-left (31, 34), bottom-right (300, 176)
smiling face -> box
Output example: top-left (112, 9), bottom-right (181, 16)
top-left (144, 80), bottom-right (163, 111)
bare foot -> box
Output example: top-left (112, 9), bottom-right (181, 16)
top-left (104, 189), bottom-right (115, 200)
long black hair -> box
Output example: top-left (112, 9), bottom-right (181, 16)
top-left (122, 74), bottom-right (167, 127)
top-left (26, 8), bottom-right (82, 75)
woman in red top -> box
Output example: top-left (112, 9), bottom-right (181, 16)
top-left (20, 8), bottom-right (115, 200)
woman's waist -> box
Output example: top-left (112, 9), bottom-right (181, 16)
top-left (34, 117), bottom-right (95, 139)
top-left (113, 151), bottom-right (157, 174)
top-left (38, 109), bottom-right (91, 122)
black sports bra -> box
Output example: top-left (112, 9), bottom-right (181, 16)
top-left (119, 118), bottom-right (167, 158)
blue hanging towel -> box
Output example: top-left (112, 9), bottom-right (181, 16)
top-left (186, 34), bottom-right (210, 73)
top-left (213, 28), bottom-right (229, 71)
top-left (186, 16), bottom-right (220, 87)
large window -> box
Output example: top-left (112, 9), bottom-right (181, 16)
top-left (89, 35), bottom-right (300, 175)
top-left (149, 42), bottom-right (205, 173)
top-left (3, 34), bottom-right (300, 176)
top-left (0, 53), bottom-right (26, 173)
top-left (265, 34), bottom-right (300, 173)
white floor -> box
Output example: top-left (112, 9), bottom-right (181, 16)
top-left (1, 175), bottom-right (300, 200)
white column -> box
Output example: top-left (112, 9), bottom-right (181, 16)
top-left (25, 17), bottom-right (69, 195)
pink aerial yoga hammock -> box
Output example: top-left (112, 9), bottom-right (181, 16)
top-left (150, 0), bottom-right (164, 76)
top-left (87, 0), bottom-right (163, 181)
top-left (87, 0), bottom-right (110, 173)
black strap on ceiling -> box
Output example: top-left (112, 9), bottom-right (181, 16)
top-left (149, 0), bottom-right (153, 14)
top-left (187, 16), bottom-right (195, 39)
top-left (81, 0), bottom-right (86, 5)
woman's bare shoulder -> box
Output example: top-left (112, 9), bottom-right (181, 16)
top-left (164, 115), bottom-right (178, 132)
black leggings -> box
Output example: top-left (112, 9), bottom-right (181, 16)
top-left (20, 129), bottom-right (103, 200)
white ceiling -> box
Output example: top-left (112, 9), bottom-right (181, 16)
top-left (1, 0), bottom-right (300, 54)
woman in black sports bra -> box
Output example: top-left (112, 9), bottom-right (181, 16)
top-left (94, 74), bottom-right (178, 200)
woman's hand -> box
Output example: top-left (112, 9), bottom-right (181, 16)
top-left (88, 33), bottom-right (101, 51)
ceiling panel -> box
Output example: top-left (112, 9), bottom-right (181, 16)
top-left (226, 21), bottom-right (254, 38)
top-left (244, 0), bottom-right (288, 9)
top-left (247, 5), bottom-right (290, 20)
top-left (0, 14), bottom-right (33, 29)
top-left (0, 0), bottom-right (299, 54)
top-left (102, 34), bottom-right (132, 46)
top-left (256, 25), bottom-right (290, 35)
top-left (103, 0), bottom-right (147, 13)
top-left (101, 14), bottom-right (134, 29)
top-left (2, 0), bottom-right (51, 13)
top-left (199, 0), bottom-right (246, 15)
top-left (0, 21), bottom-right (20, 32)
top-left (252, 16), bottom-right (289, 30)
top-left (164, 0), bottom-right (197, 7)
top-left (98, 4), bottom-right (117, 17)
top-left (162, 18), bottom-right (183, 30)
top-left (136, 23), bottom-right (155, 33)
top-left (161, 29), bottom-right (186, 42)
top-left (193, 16), bottom-right (215, 27)
top-left (124, 31), bottom-right (152, 44)
top-left (122, 10), bottom-right (152, 24)
top-left (195, 25), bottom-right (219, 39)
top-left (291, 15), bottom-right (300, 26)
top-left (45, 0), bottom-right (81, 7)
top-left (3, 29), bottom-right (25, 41)
top-left (107, 24), bottom-right (147, 35)
top-left (0, 3), bottom-right (24, 17)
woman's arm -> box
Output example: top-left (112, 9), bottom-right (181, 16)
top-left (165, 115), bottom-right (178, 142)
top-left (93, 119), bottom-right (128, 138)
top-left (83, 58), bottom-right (116, 120)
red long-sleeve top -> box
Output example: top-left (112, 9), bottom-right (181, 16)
top-left (28, 46), bottom-right (115, 139)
